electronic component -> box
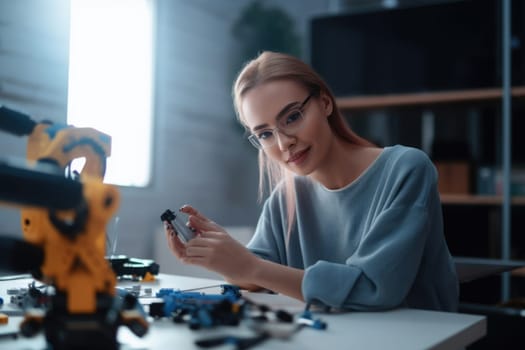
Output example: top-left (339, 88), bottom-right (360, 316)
top-left (149, 285), bottom-right (244, 329)
top-left (160, 209), bottom-right (197, 243)
top-left (107, 255), bottom-right (159, 281)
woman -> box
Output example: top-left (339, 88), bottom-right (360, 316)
top-left (164, 51), bottom-right (458, 311)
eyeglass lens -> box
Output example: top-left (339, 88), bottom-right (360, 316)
top-left (250, 109), bottom-right (304, 148)
top-left (248, 94), bottom-right (313, 149)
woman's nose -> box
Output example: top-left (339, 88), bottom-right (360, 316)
top-left (276, 130), bottom-right (296, 151)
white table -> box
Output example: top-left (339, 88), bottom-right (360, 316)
top-left (0, 273), bottom-right (486, 350)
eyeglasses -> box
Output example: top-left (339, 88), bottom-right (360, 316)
top-left (247, 94), bottom-right (313, 149)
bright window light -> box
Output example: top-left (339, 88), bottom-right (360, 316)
top-left (67, 0), bottom-right (154, 187)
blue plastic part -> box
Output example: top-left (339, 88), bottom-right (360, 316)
top-left (298, 309), bottom-right (327, 330)
top-left (155, 286), bottom-right (244, 329)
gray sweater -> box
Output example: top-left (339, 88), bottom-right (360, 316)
top-left (247, 145), bottom-right (459, 311)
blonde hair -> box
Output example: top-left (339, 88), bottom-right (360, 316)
top-left (233, 51), bottom-right (372, 233)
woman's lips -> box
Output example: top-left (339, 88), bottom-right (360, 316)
top-left (287, 147), bottom-right (310, 164)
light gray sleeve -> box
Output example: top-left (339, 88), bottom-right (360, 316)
top-left (302, 204), bottom-right (429, 309)
top-left (246, 196), bottom-right (288, 265)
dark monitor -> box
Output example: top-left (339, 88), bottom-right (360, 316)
top-left (310, 0), bottom-right (524, 96)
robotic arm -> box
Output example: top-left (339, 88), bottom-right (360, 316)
top-left (0, 106), bottom-right (148, 350)
top-left (0, 105), bottom-right (110, 178)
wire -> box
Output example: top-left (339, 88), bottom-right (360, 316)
top-left (0, 274), bottom-right (32, 281)
top-left (111, 216), bottom-right (120, 256)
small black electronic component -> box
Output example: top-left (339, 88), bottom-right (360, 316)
top-left (107, 255), bottom-right (159, 280)
top-left (160, 209), bottom-right (196, 243)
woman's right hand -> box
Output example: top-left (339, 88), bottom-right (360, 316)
top-left (180, 205), bottom-right (260, 285)
top-left (163, 204), bottom-right (209, 260)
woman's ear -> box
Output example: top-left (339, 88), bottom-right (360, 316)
top-left (319, 92), bottom-right (333, 117)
